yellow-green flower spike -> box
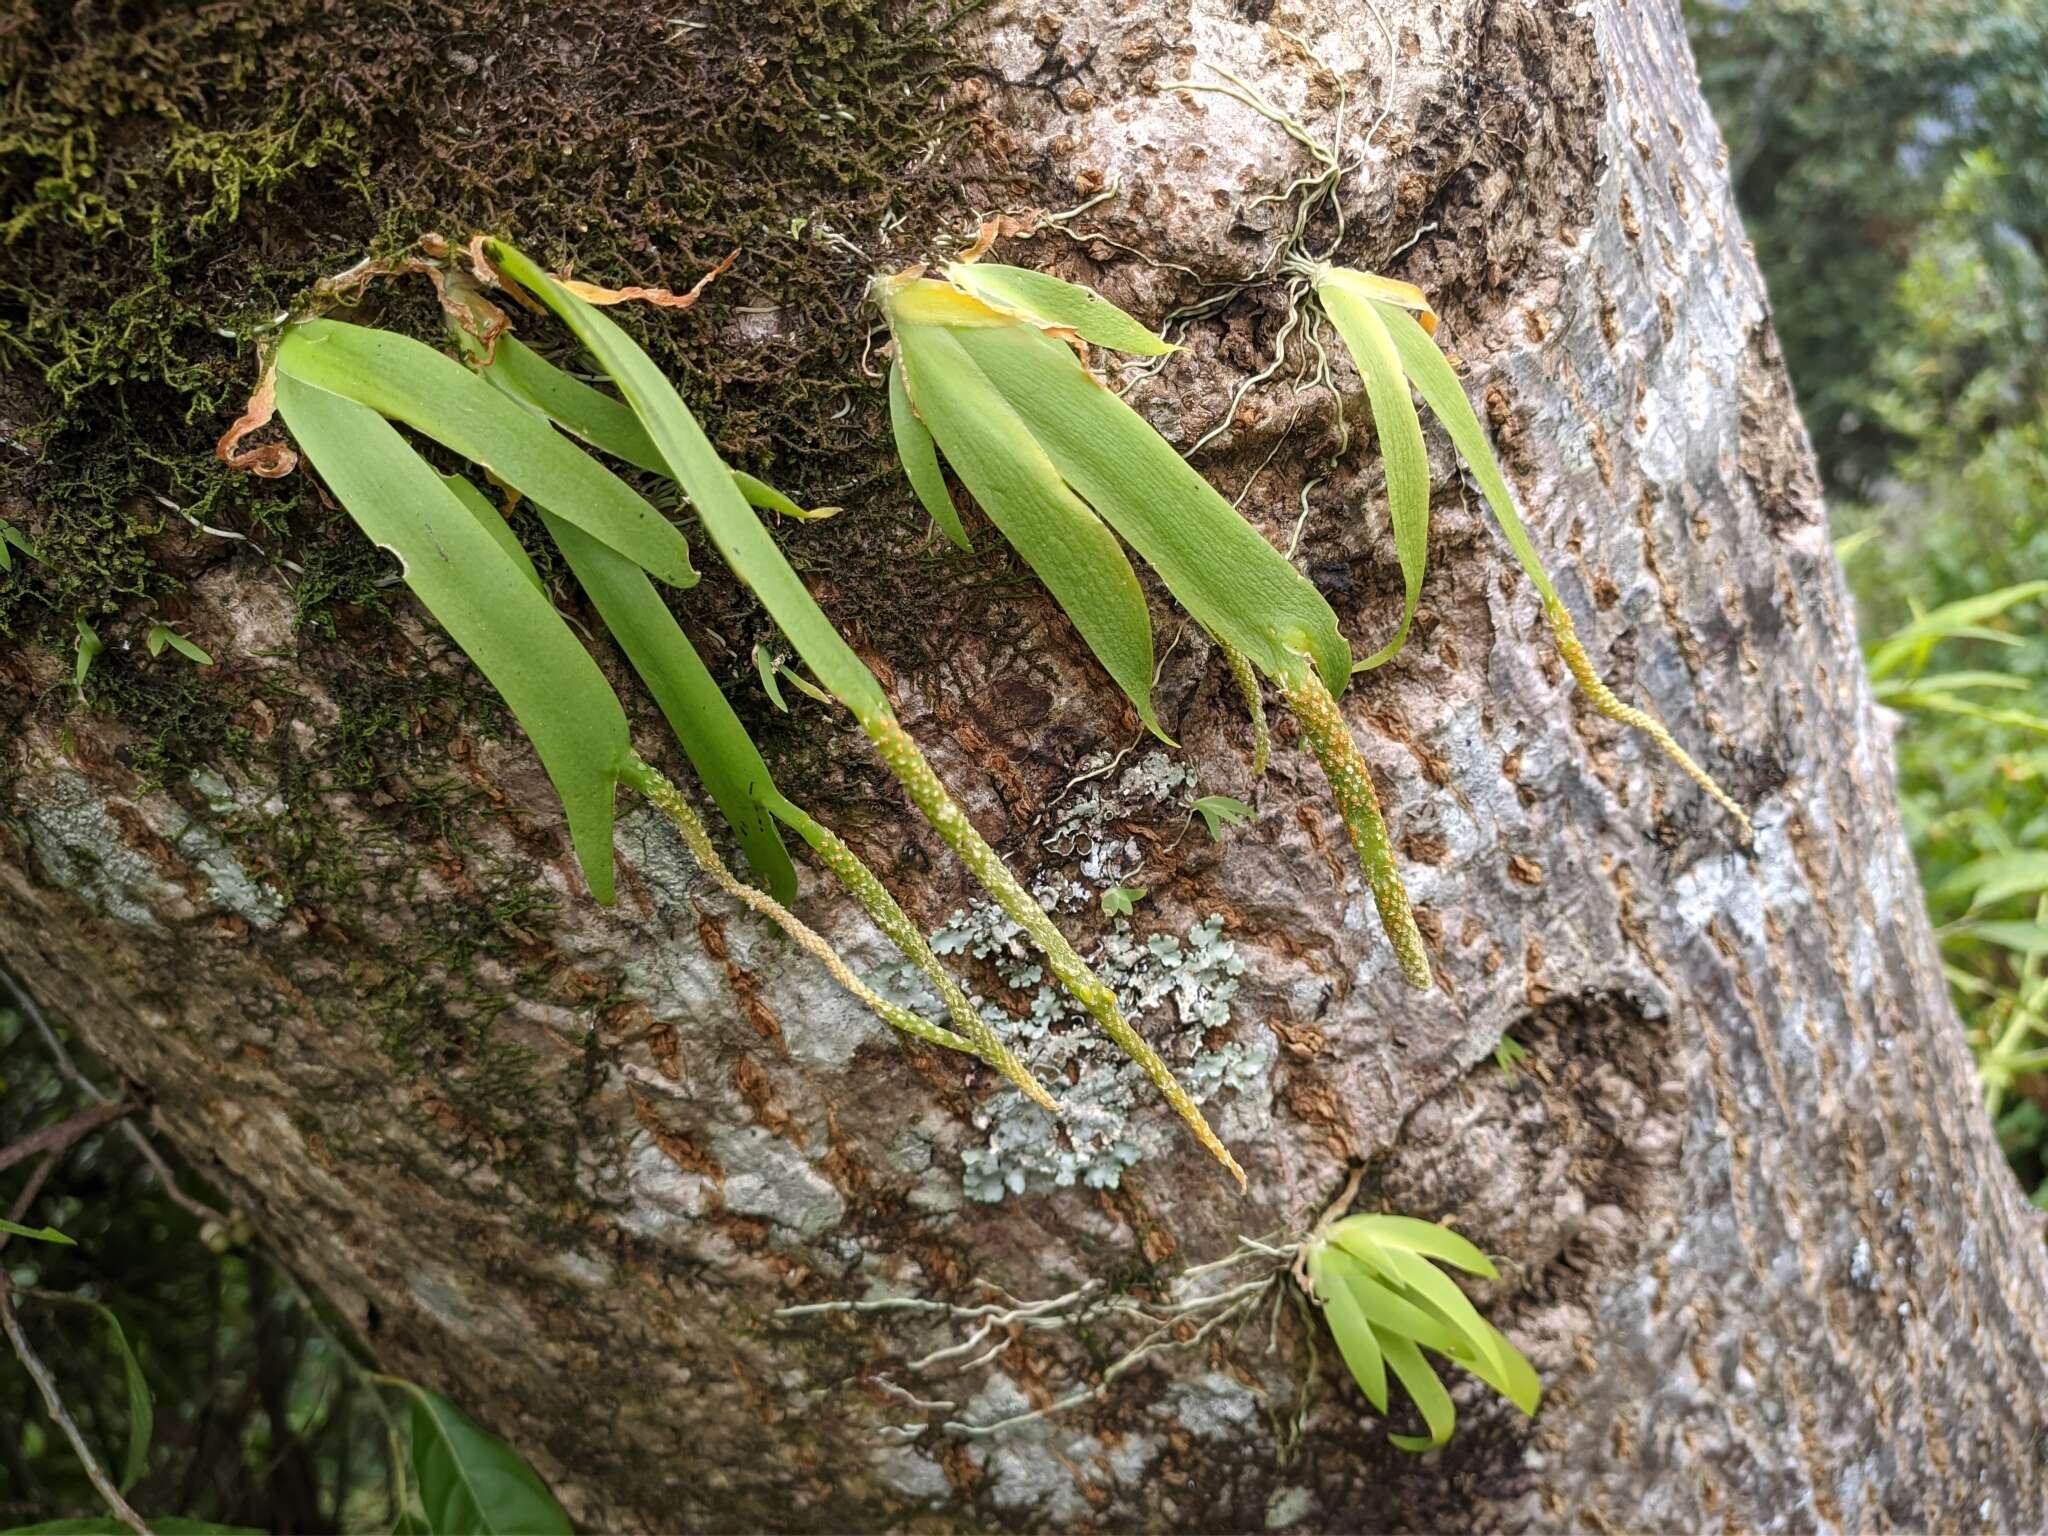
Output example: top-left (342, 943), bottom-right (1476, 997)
top-left (766, 795), bottom-right (1058, 1111)
top-left (867, 717), bottom-right (1249, 1189)
top-left (621, 757), bottom-right (986, 1063)
top-left (1280, 665), bottom-right (1432, 990)
top-left (1221, 640), bottom-right (1271, 777)
top-left (1543, 600), bottom-right (1754, 844)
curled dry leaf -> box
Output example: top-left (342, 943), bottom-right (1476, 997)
top-left (467, 232), bottom-right (544, 313)
top-left (558, 248), bottom-right (739, 310)
top-left (955, 213), bottom-right (1039, 265)
top-left (304, 235), bottom-right (515, 358)
top-left (215, 360), bottom-right (299, 478)
top-left (423, 266), bottom-right (511, 361)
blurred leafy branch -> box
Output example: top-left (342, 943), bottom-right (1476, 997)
top-left (0, 985), bottom-right (570, 1534)
top-left (1692, 0), bottom-right (2048, 1198)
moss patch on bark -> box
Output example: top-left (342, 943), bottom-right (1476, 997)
top-left (0, 0), bottom-right (974, 698)
top-left (0, 0), bottom-right (989, 1207)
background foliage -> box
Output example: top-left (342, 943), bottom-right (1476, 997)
top-left (5, 0), bottom-right (2046, 1525)
top-left (1689, 0), bottom-right (2048, 1203)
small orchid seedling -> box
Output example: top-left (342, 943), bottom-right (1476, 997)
top-left (1307, 264), bottom-right (1753, 839)
top-left (774, 1176), bottom-right (1539, 1451)
top-left (1300, 1211), bottom-right (1541, 1450)
top-left (242, 240), bottom-right (1057, 1115)
top-left (879, 255), bottom-right (1434, 990)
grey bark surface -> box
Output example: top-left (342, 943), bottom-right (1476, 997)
top-left (5, 0), bottom-right (2046, 1529)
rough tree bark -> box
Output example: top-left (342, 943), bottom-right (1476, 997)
top-left (4, 0), bottom-right (2045, 1528)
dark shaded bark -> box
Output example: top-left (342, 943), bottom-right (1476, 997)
top-left (4, 0), bottom-right (2044, 1528)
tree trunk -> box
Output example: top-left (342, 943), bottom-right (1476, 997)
top-left (4, 0), bottom-right (2044, 1528)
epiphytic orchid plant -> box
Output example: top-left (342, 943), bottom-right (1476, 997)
top-left (226, 237), bottom-right (1258, 1185)
top-left (879, 246), bottom-right (1435, 990)
top-left (878, 239), bottom-right (1751, 999)
top-left (1306, 263), bottom-right (1752, 837)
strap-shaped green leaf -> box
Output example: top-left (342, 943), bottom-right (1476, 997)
top-left (1377, 1325), bottom-right (1457, 1451)
top-left (1320, 1249), bottom-right (1469, 1355)
top-left (275, 370), bottom-right (629, 902)
top-left (1365, 296), bottom-right (1559, 607)
top-left (1395, 1290), bottom-right (1543, 1416)
top-left (1473, 1319), bottom-right (1542, 1415)
top-left (1308, 1244), bottom-right (1388, 1411)
top-left (275, 321), bottom-right (695, 589)
top-left (943, 262), bottom-right (1177, 356)
top-left (483, 240), bottom-right (891, 721)
top-left (484, 335), bottom-right (663, 468)
top-left (1312, 1231), bottom-right (1541, 1438)
top-left (1374, 1246), bottom-right (1509, 1381)
top-left (946, 317), bottom-right (1351, 691)
top-left (732, 469), bottom-right (833, 522)
top-left (1317, 277), bottom-right (1430, 671)
top-left (442, 474), bottom-right (542, 591)
top-left (1334, 1213), bottom-right (1500, 1278)
top-left (896, 323), bottom-right (1165, 738)
top-left (481, 337), bottom-right (826, 520)
top-left (888, 355), bottom-right (972, 550)
top-left (535, 506), bottom-right (799, 904)
top-left (1323, 1213), bottom-right (1395, 1274)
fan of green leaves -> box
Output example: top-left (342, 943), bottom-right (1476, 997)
top-left (880, 263), bottom-right (1434, 991)
top-left (457, 240), bottom-right (1241, 1183)
top-left (262, 243), bottom-right (1057, 1114)
top-left (1302, 1214), bottom-right (1540, 1450)
top-left (1309, 264), bottom-right (1753, 839)
top-left (254, 237), bottom-right (1285, 1179)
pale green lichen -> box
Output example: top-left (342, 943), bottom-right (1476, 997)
top-left (16, 767), bottom-right (282, 931)
top-left (865, 751), bottom-right (1275, 1202)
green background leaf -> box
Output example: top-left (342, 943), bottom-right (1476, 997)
top-left (406, 1388), bottom-right (572, 1536)
top-left (0, 1217), bottom-right (74, 1244)
top-left (1, 1520), bottom-right (260, 1534)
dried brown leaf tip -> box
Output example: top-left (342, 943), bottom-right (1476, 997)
top-left (465, 233), bottom-right (544, 313)
top-left (955, 214), bottom-right (1039, 265)
top-left (305, 235), bottom-right (515, 358)
top-left (557, 248), bottom-right (739, 310)
top-left (215, 358), bottom-right (298, 478)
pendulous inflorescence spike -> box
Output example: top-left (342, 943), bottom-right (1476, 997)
top-left (1544, 600), bottom-right (1755, 844)
top-left (1279, 665), bottom-right (1433, 990)
top-left (766, 796), bottom-right (1058, 1111)
top-left (1221, 640), bottom-right (1271, 777)
top-left (621, 756), bottom-right (990, 1065)
top-left (866, 716), bottom-right (1248, 1189)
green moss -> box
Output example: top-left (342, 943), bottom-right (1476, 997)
top-left (0, 0), bottom-right (987, 1210)
top-left (84, 648), bottom-right (249, 783)
top-left (0, 0), bottom-right (974, 651)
